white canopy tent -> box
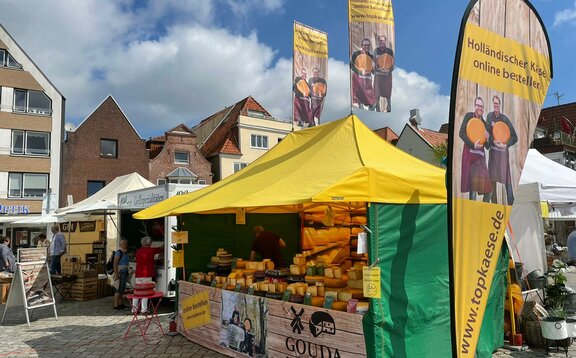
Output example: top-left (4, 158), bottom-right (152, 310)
top-left (509, 149), bottom-right (576, 275)
top-left (55, 172), bottom-right (154, 257)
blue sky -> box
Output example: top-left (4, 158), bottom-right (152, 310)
top-left (0, 0), bottom-right (573, 138)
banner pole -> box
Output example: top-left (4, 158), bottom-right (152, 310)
top-left (347, 1), bottom-right (353, 116)
top-left (291, 21), bottom-right (295, 132)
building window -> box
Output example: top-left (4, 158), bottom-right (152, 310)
top-left (13, 89), bottom-right (51, 115)
top-left (87, 181), bottom-right (105, 197)
top-left (250, 134), bottom-right (268, 149)
top-left (100, 139), bottom-right (118, 158)
top-left (157, 179), bottom-right (166, 185)
top-left (174, 151), bottom-right (189, 164)
top-left (247, 109), bottom-right (265, 118)
top-left (0, 49), bottom-right (22, 69)
top-left (8, 173), bottom-right (48, 198)
top-left (198, 180), bottom-right (207, 185)
top-left (11, 130), bottom-right (50, 156)
top-left (234, 162), bottom-right (248, 173)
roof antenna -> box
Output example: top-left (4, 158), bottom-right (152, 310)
top-left (549, 91), bottom-right (564, 106)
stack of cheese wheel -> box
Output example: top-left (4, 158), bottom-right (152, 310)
top-left (217, 252), bottom-right (233, 276)
top-left (134, 281), bottom-right (156, 297)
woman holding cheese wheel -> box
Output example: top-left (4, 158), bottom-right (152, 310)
top-left (486, 95), bottom-right (518, 205)
top-left (459, 96), bottom-right (492, 201)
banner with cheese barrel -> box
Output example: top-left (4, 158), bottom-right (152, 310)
top-left (293, 22), bottom-right (328, 128)
top-left (348, 0), bottom-right (394, 113)
top-left (447, 0), bottom-right (552, 356)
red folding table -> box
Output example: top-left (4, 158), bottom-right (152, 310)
top-left (124, 291), bottom-right (165, 343)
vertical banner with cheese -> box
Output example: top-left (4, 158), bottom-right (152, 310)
top-left (348, 0), bottom-right (394, 113)
top-left (447, 0), bottom-right (552, 356)
top-left (293, 22), bottom-right (328, 128)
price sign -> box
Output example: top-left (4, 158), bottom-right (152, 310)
top-left (304, 292), bottom-right (312, 305)
top-left (282, 291), bottom-right (291, 301)
top-left (323, 296), bottom-right (334, 309)
top-left (363, 266), bottom-right (381, 298)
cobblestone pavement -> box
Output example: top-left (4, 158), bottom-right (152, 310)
top-left (0, 296), bottom-right (227, 358)
top-left (1, 296), bottom-right (575, 357)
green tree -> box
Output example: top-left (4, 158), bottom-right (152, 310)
top-left (430, 141), bottom-right (448, 167)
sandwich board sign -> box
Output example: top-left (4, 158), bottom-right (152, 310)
top-left (2, 248), bottom-right (57, 326)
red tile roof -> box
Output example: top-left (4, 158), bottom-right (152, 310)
top-left (373, 127), bottom-right (399, 143)
top-left (410, 124), bottom-right (448, 147)
top-left (197, 96), bottom-right (271, 158)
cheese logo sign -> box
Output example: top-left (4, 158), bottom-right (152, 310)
top-left (286, 307), bottom-right (340, 357)
top-left (309, 311), bottom-right (336, 338)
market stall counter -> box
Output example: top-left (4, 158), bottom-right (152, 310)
top-left (178, 281), bottom-right (366, 358)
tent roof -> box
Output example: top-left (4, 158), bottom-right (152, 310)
top-left (134, 115), bottom-right (447, 219)
top-left (519, 149), bottom-right (576, 202)
top-left (58, 172), bottom-right (154, 215)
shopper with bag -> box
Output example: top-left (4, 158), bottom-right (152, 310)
top-left (113, 238), bottom-right (130, 310)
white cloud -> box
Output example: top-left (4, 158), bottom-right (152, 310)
top-left (0, 0), bottom-right (448, 139)
top-left (554, 1), bottom-right (576, 27)
top-left (222, 0), bottom-right (284, 18)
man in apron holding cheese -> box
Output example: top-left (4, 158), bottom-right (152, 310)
top-left (486, 95), bottom-right (518, 205)
top-left (374, 35), bottom-right (394, 112)
top-left (459, 96), bottom-right (492, 201)
top-left (350, 38), bottom-right (376, 110)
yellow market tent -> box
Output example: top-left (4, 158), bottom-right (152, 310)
top-left (134, 114), bottom-right (446, 219)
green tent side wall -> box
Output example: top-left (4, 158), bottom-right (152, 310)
top-left (363, 203), bottom-right (451, 357)
top-left (475, 243), bottom-right (508, 357)
top-left (363, 203), bottom-right (507, 357)
top-left (181, 213), bottom-right (300, 274)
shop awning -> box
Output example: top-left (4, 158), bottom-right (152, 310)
top-left (134, 115), bottom-right (447, 219)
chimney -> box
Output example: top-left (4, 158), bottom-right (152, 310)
top-left (409, 109), bottom-right (422, 129)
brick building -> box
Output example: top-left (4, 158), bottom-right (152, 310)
top-left (147, 124), bottom-right (212, 185)
top-left (60, 95), bottom-right (148, 206)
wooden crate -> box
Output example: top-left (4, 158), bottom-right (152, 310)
top-left (96, 278), bottom-right (108, 298)
top-left (70, 276), bottom-right (97, 301)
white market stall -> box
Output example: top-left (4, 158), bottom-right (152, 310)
top-left (117, 183), bottom-right (207, 297)
top-left (509, 149), bottom-right (576, 275)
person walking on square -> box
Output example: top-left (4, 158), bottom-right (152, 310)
top-left (49, 225), bottom-right (66, 274)
top-left (0, 237), bottom-right (15, 273)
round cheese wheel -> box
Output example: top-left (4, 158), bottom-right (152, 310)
top-left (466, 118), bottom-right (487, 145)
top-left (331, 301), bottom-right (348, 312)
top-left (354, 54), bottom-right (373, 72)
top-left (305, 275), bottom-right (325, 285)
top-left (377, 54), bottom-right (394, 70)
top-left (134, 282), bottom-right (156, 291)
top-left (296, 79), bottom-right (310, 96)
top-left (493, 121), bottom-right (511, 144)
top-left (311, 296), bottom-right (325, 307)
top-left (312, 82), bottom-right (327, 97)
top-left (324, 277), bottom-right (347, 288)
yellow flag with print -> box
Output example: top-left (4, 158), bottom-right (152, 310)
top-left (447, 0), bottom-right (552, 356)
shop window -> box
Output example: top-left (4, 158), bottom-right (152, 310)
top-left (0, 49), bottom-right (22, 69)
top-left (8, 172), bottom-right (48, 198)
top-left (174, 151), bottom-right (189, 164)
top-left (11, 130), bottom-right (50, 156)
top-left (13, 89), bottom-right (51, 115)
top-left (157, 179), bottom-right (166, 185)
top-left (87, 180), bottom-right (105, 197)
top-left (250, 134), bottom-right (268, 149)
top-left (100, 139), bottom-right (118, 158)
top-left (234, 162), bottom-right (248, 173)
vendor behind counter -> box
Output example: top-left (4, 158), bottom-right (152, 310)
top-left (249, 226), bottom-right (286, 268)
